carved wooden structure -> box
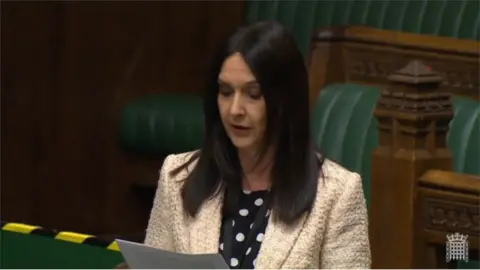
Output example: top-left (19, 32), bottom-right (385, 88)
top-left (418, 170), bottom-right (480, 268)
top-left (371, 60), bottom-right (475, 268)
top-left (308, 26), bottom-right (480, 104)
top-left (308, 26), bottom-right (480, 268)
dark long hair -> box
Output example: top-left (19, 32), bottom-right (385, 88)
top-left (171, 21), bottom-right (324, 225)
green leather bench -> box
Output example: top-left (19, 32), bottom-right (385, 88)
top-left (119, 0), bottom-right (480, 160)
top-left (245, 0), bottom-right (479, 55)
top-left (118, 85), bottom-right (480, 198)
top-left (311, 84), bottom-right (380, 207)
top-left (311, 85), bottom-right (480, 201)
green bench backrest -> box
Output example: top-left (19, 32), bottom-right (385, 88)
top-left (245, 0), bottom-right (480, 55)
top-left (119, 94), bottom-right (204, 156)
top-left (311, 84), bottom-right (380, 208)
top-left (119, 89), bottom-right (479, 181)
top-left (312, 85), bottom-right (480, 200)
top-left (448, 96), bottom-right (480, 175)
top-left (0, 230), bottom-right (123, 269)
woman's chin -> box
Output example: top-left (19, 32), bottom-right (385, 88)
top-left (230, 138), bottom-right (256, 151)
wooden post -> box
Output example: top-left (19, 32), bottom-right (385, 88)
top-left (370, 60), bottom-right (455, 268)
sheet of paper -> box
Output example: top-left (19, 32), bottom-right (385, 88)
top-left (116, 239), bottom-right (229, 269)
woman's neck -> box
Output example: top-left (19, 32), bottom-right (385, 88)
top-left (238, 147), bottom-right (274, 191)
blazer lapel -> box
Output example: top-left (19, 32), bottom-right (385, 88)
top-left (173, 154), bottom-right (224, 255)
top-left (188, 191), bottom-right (224, 254)
top-left (255, 212), bottom-right (308, 269)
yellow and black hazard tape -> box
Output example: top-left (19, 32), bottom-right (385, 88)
top-left (1, 221), bottom-right (120, 252)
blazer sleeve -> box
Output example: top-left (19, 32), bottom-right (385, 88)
top-left (320, 172), bottom-right (371, 269)
top-left (144, 154), bottom-right (175, 251)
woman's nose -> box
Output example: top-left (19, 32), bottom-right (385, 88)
top-left (229, 92), bottom-right (245, 116)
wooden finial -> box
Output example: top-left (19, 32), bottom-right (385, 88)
top-left (388, 60), bottom-right (444, 84)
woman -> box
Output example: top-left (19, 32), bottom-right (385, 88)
top-left (145, 21), bottom-right (370, 269)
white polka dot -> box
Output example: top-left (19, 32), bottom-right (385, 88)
top-left (232, 220), bottom-right (235, 227)
top-left (253, 258), bottom-right (257, 266)
top-left (249, 223), bottom-right (253, 229)
top-left (243, 189), bottom-right (251, 194)
top-left (246, 247), bottom-right (251, 255)
top-left (231, 258), bottom-right (239, 267)
top-left (239, 209), bottom-right (249, 216)
top-left (236, 232), bottom-right (245, 242)
top-left (219, 243), bottom-right (223, 250)
top-left (265, 209), bottom-right (271, 217)
top-left (254, 198), bottom-right (264, 206)
top-left (256, 233), bottom-right (265, 242)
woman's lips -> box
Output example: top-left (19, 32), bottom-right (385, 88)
top-left (230, 124), bottom-right (251, 135)
top-left (231, 124), bottom-right (250, 130)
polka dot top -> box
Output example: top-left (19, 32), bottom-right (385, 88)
top-left (219, 189), bottom-right (270, 269)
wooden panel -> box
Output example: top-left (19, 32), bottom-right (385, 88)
top-left (1, 1), bottom-right (245, 235)
top-left (1, 1), bottom-right (62, 226)
top-left (417, 170), bottom-right (480, 268)
top-left (418, 171), bottom-right (480, 238)
top-left (308, 26), bottom-right (480, 103)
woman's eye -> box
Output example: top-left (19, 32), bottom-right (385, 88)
top-left (247, 87), bottom-right (262, 100)
top-left (218, 84), bottom-right (233, 96)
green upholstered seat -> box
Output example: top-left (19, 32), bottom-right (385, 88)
top-left (311, 84), bottom-right (380, 208)
top-left (245, 0), bottom-right (480, 55)
top-left (118, 93), bottom-right (204, 156)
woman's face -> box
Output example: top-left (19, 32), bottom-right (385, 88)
top-left (217, 53), bottom-right (267, 152)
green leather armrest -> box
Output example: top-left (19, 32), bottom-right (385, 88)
top-left (118, 94), bottom-right (204, 156)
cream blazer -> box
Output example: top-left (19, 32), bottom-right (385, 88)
top-left (145, 151), bottom-right (371, 269)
